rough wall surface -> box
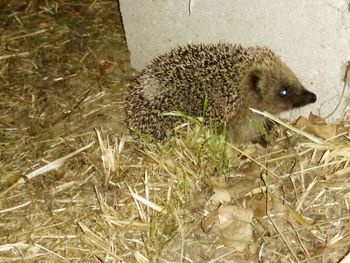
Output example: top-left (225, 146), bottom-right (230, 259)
top-left (119, 0), bottom-right (350, 119)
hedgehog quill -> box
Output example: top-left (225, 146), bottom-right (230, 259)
top-left (125, 43), bottom-right (317, 143)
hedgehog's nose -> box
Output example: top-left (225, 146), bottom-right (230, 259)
top-left (304, 90), bottom-right (317, 103)
top-left (292, 89), bottom-right (317, 108)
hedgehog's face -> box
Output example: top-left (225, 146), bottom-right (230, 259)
top-left (248, 64), bottom-right (317, 113)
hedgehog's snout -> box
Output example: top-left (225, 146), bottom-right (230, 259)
top-left (292, 89), bottom-right (317, 108)
top-left (303, 89), bottom-right (317, 104)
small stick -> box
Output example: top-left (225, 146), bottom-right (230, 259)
top-left (4, 29), bottom-right (47, 41)
top-left (0, 142), bottom-right (95, 198)
top-left (324, 61), bottom-right (350, 119)
top-left (0, 51), bottom-right (31, 61)
top-left (249, 108), bottom-right (324, 144)
top-left (34, 243), bottom-right (69, 262)
top-left (228, 143), bottom-right (279, 178)
top-left (0, 201), bottom-right (31, 214)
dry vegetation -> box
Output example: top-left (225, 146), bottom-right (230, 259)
top-left (1, 1), bottom-right (350, 262)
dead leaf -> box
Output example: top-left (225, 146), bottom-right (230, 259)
top-left (209, 187), bottom-right (231, 204)
top-left (295, 114), bottom-right (337, 140)
top-left (201, 209), bottom-right (219, 233)
top-left (7, 173), bottom-right (22, 186)
top-left (249, 198), bottom-right (267, 217)
top-left (218, 219), bottom-right (252, 249)
top-left (308, 112), bottom-right (327, 125)
top-left (201, 205), bottom-right (253, 251)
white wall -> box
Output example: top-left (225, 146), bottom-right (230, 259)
top-left (119, 0), bottom-right (350, 120)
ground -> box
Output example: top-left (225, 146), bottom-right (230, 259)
top-left (1, 1), bottom-right (350, 262)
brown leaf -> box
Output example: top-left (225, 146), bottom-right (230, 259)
top-left (210, 187), bottom-right (231, 204)
top-left (201, 209), bottom-right (219, 233)
top-left (308, 112), bottom-right (327, 125)
top-left (249, 198), bottom-right (267, 217)
top-left (295, 115), bottom-right (337, 140)
top-left (201, 205), bottom-right (253, 250)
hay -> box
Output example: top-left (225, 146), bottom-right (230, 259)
top-left (1, 1), bottom-right (350, 262)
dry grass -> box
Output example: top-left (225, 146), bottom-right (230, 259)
top-left (1, 1), bottom-right (350, 262)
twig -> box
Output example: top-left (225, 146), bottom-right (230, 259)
top-left (34, 243), bottom-right (69, 262)
top-left (0, 201), bottom-right (32, 214)
top-left (249, 108), bottom-right (324, 144)
top-left (4, 29), bottom-right (48, 41)
top-left (324, 61), bottom-right (350, 119)
top-left (227, 143), bottom-right (279, 178)
top-left (0, 51), bottom-right (31, 61)
top-left (51, 88), bottom-right (93, 125)
top-left (267, 214), bottom-right (300, 262)
top-left (0, 142), bottom-right (95, 198)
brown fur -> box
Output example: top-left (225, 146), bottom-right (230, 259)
top-left (125, 43), bottom-right (316, 143)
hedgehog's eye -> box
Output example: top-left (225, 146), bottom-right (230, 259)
top-left (278, 86), bottom-right (289, 97)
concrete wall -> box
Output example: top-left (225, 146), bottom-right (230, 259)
top-left (119, 0), bottom-right (350, 120)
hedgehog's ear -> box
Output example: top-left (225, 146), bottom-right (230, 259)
top-left (249, 70), bottom-right (263, 93)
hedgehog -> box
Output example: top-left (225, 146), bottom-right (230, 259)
top-left (125, 43), bottom-right (317, 143)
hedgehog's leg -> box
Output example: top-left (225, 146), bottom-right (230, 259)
top-left (227, 113), bottom-right (267, 144)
